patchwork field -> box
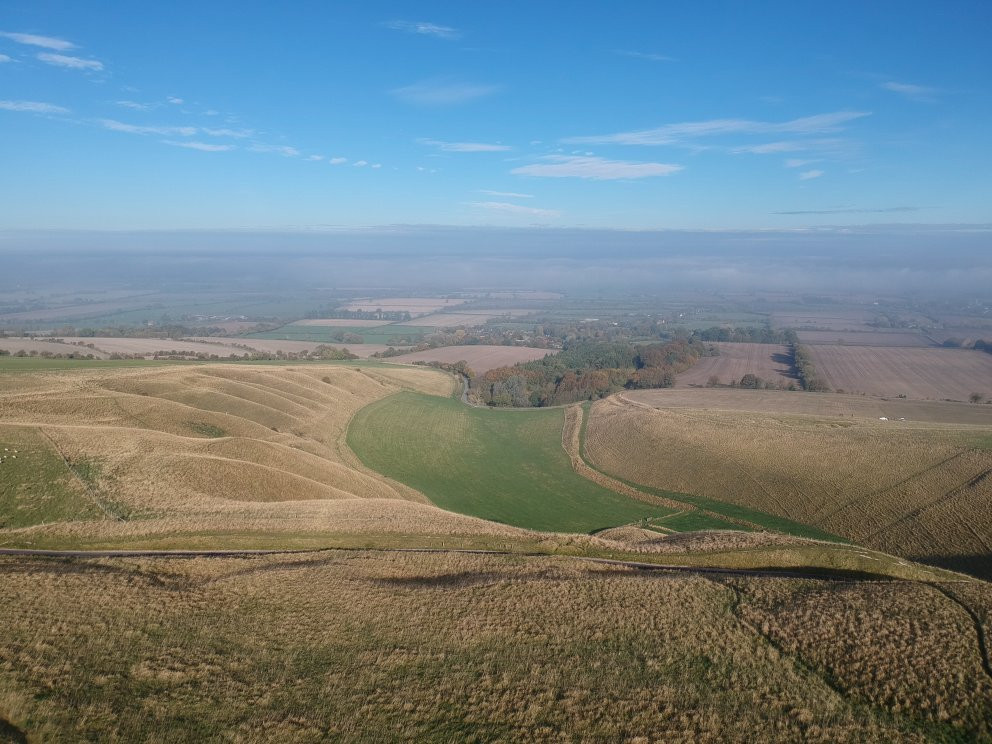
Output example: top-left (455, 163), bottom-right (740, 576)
top-left (678, 342), bottom-right (796, 387)
top-left (246, 323), bottom-right (433, 346)
top-left (291, 319), bottom-right (393, 327)
top-left (797, 330), bottom-right (932, 347)
top-left (1, 550), bottom-right (988, 742)
top-left (587, 391), bottom-right (992, 577)
top-left (808, 345), bottom-right (992, 400)
top-left (348, 392), bottom-right (673, 533)
top-left (388, 345), bottom-right (551, 373)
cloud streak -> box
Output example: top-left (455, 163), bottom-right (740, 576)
top-left (566, 111), bottom-right (870, 145)
top-left (0, 32), bottom-right (75, 50)
top-left (386, 20), bottom-right (459, 39)
top-left (100, 119), bottom-right (196, 136)
top-left (615, 50), bottom-right (675, 62)
top-left (391, 79), bottom-right (499, 106)
top-left (798, 169), bottom-right (824, 180)
top-left (164, 140), bottom-right (234, 152)
top-left (419, 138), bottom-right (511, 152)
top-left (37, 52), bottom-right (103, 71)
top-left (881, 81), bottom-right (937, 102)
top-left (0, 100), bottom-right (69, 114)
top-left (512, 155), bottom-right (682, 180)
top-left (479, 190), bottom-right (533, 199)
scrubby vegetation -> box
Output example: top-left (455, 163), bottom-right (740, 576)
top-left (792, 343), bottom-right (829, 392)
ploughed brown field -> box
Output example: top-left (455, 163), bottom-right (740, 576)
top-left (590, 390), bottom-right (992, 578)
top-left (797, 330), bottom-right (932, 347)
top-left (678, 342), bottom-right (796, 387)
top-left (388, 345), bottom-right (551, 374)
top-left (808, 345), bottom-right (992, 400)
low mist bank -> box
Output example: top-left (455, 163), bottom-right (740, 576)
top-left (1, 224), bottom-right (989, 296)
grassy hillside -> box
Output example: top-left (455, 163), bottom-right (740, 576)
top-left (0, 550), bottom-right (989, 742)
top-left (586, 391), bottom-right (992, 578)
top-left (348, 392), bottom-right (676, 533)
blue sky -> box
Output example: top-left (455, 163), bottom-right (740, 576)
top-left (1, 1), bottom-right (990, 231)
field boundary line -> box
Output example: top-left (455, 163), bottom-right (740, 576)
top-left (35, 428), bottom-right (126, 523)
top-left (0, 545), bottom-right (963, 583)
top-left (925, 583), bottom-right (992, 681)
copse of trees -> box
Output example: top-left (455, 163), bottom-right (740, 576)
top-left (470, 338), bottom-right (704, 407)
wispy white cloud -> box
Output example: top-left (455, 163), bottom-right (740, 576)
top-left (0, 54), bottom-right (11, 63)
top-left (166, 96), bottom-right (184, 105)
top-left (329, 157), bottom-right (347, 165)
top-left (116, 100), bottom-right (155, 111)
top-left (391, 79), bottom-right (499, 106)
top-left (100, 119), bottom-right (196, 136)
top-left (37, 52), bottom-right (103, 71)
top-left (249, 143), bottom-right (300, 157)
top-left (784, 158), bottom-right (816, 168)
top-left (512, 155), bottom-right (682, 180)
top-left (203, 127), bottom-right (253, 138)
top-left (419, 138), bottom-right (511, 152)
top-left (385, 20), bottom-right (459, 40)
top-left (469, 201), bottom-right (560, 218)
top-left (799, 169), bottom-right (824, 180)
top-left (615, 49), bottom-right (675, 62)
top-left (566, 111), bottom-right (870, 145)
top-left (353, 160), bottom-right (368, 167)
top-left (371, 163), bottom-right (382, 169)
top-left (0, 32), bottom-right (75, 50)
top-left (163, 140), bottom-right (234, 152)
top-left (307, 154), bottom-right (324, 161)
top-left (479, 189), bottom-right (533, 199)
top-left (734, 141), bottom-right (806, 154)
top-left (0, 100), bottom-right (69, 114)
top-left (881, 81), bottom-right (937, 103)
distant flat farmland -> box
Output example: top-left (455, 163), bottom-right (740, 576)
top-left (388, 345), bottom-right (550, 374)
top-left (809, 345), bottom-right (992, 400)
top-left (291, 319), bottom-right (393, 327)
top-left (394, 309), bottom-right (534, 327)
top-left (340, 297), bottom-right (464, 315)
top-left (797, 330), bottom-right (932, 347)
top-left (771, 310), bottom-right (874, 331)
top-left (678, 343), bottom-right (795, 387)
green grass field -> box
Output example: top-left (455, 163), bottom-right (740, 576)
top-left (247, 324), bottom-right (437, 345)
top-left (0, 357), bottom-right (178, 372)
top-left (0, 431), bottom-right (106, 529)
top-left (348, 392), bottom-right (676, 533)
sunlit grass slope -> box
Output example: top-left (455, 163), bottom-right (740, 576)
top-left (348, 392), bottom-right (675, 532)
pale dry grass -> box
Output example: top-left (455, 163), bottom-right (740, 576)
top-left (2, 550), bottom-right (979, 741)
top-left (586, 395), bottom-right (992, 574)
top-left (0, 363), bottom-right (484, 544)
